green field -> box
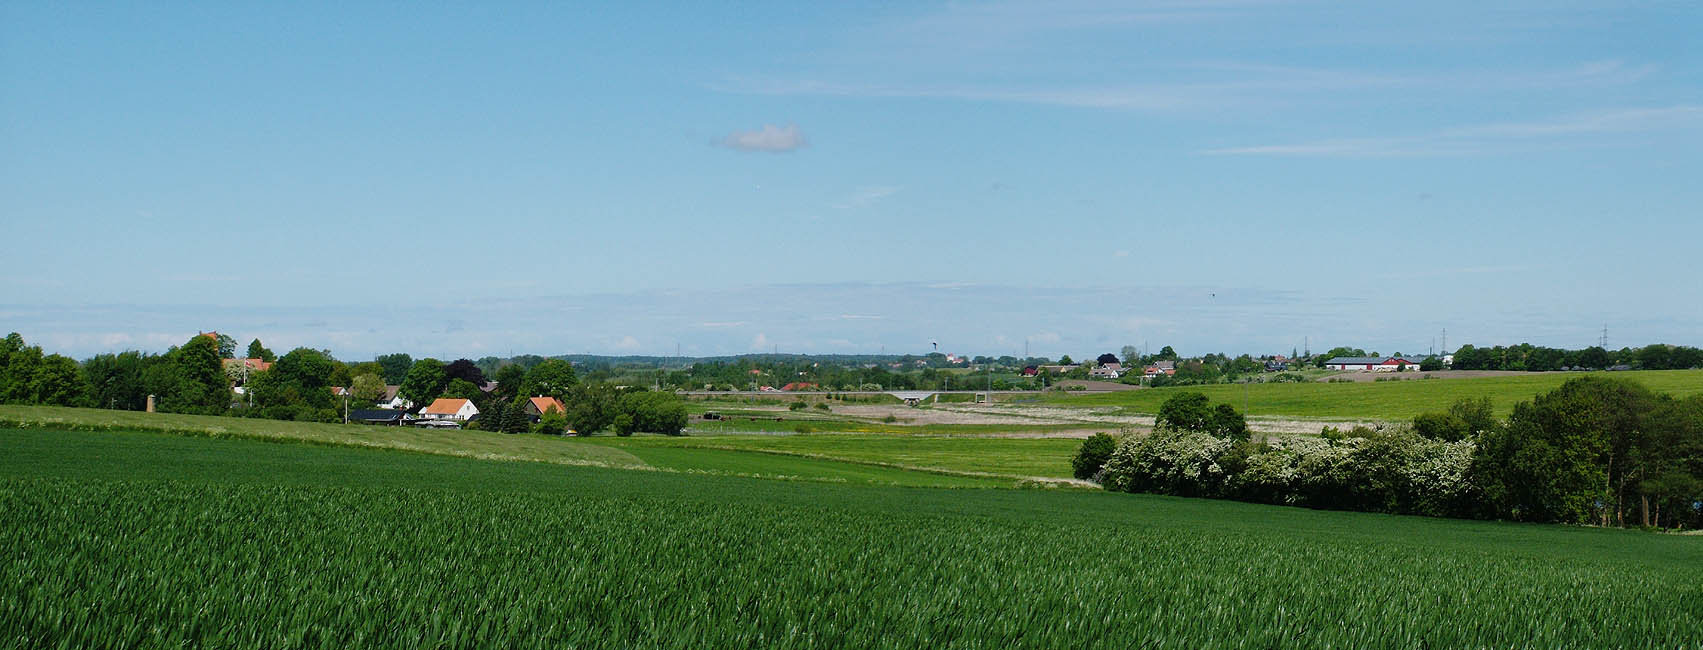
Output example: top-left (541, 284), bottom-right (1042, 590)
top-left (1048, 369), bottom-right (1703, 419)
top-left (0, 405), bottom-right (1039, 488)
top-left (5, 427), bottom-right (1701, 648)
top-left (590, 434), bottom-right (1083, 480)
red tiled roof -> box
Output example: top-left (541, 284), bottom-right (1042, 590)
top-left (529, 396), bottom-right (566, 415)
top-left (423, 398), bottom-right (470, 415)
top-left (781, 382), bottom-right (818, 391)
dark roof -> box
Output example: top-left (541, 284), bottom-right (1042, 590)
top-left (349, 409), bottom-right (405, 422)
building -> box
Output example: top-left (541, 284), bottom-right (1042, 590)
top-left (1324, 356), bottom-right (1425, 372)
top-left (348, 409), bottom-right (406, 426)
top-left (1088, 364), bottom-right (1123, 379)
top-left (1143, 361), bottom-right (1176, 378)
top-left (524, 396), bottom-right (567, 419)
top-left (420, 398), bottom-right (479, 421)
top-left (378, 385), bottom-right (412, 410)
top-left (780, 382), bottom-right (819, 391)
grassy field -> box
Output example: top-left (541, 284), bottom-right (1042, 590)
top-left (0, 405), bottom-right (1037, 487)
top-left (1046, 369), bottom-right (1703, 419)
top-left (589, 434), bottom-right (1083, 480)
top-left (5, 427), bottom-right (1700, 648)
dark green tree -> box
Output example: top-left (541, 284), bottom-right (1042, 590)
top-left (398, 358), bottom-right (448, 408)
top-left (1072, 433), bottom-right (1118, 480)
top-left (521, 359), bottom-right (578, 399)
top-left (246, 339), bottom-right (275, 362)
top-left (375, 353), bottom-right (415, 385)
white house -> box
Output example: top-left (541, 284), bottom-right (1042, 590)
top-left (420, 397), bottom-right (479, 421)
top-left (1089, 363), bottom-right (1123, 379)
top-left (379, 385), bottom-right (412, 410)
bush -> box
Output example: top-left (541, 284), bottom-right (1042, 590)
top-left (533, 411), bottom-right (569, 436)
top-left (616, 391), bottom-right (688, 436)
top-left (789, 400), bottom-right (806, 411)
top-left (1100, 429), bottom-right (1235, 497)
top-left (1071, 433), bottom-right (1118, 480)
top-left (813, 402), bottom-right (830, 412)
top-left (612, 414), bottom-right (635, 437)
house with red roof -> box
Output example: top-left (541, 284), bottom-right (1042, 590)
top-left (421, 398), bottom-right (479, 422)
top-left (524, 396), bottom-right (567, 419)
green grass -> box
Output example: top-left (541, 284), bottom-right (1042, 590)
top-left (4, 427), bottom-right (1701, 648)
top-left (1046, 369), bottom-right (1703, 419)
top-left (591, 434), bottom-right (1084, 480)
top-left (0, 405), bottom-right (1020, 488)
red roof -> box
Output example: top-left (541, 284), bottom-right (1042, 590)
top-left (528, 396), bottom-right (566, 415)
top-left (423, 398), bottom-right (471, 415)
top-left (781, 382), bottom-right (818, 391)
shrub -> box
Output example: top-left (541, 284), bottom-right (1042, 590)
top-left (533, 411), bottom-right (569, 436)
top-left (616, 391), bottom-right (688, 436)
top-left (1071, 433), bottom-right (1118, 480)
top-left (1100, 428), bottom-right (1235, 497)
top-left (612, 414), bottom-right (635, 437)
top-left (813, 402), bottom-right (830, 412)
top-left (789, 401), bottom-right (806, 411)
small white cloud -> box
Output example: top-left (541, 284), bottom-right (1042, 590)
top-left (612, 335), bottom-right (642, 351)
top-left (1028, 331), bottom-right (1062, 344)
top-left (1114, 250), bottom-right (1130, 257)
top-left (751, 333), bottom-right (770, 351)
top-left (832, 185), bottom-right (902, 209)
top-left (719, 124), bottom-right (806, 153)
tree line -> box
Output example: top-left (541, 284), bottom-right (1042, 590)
top-left (1075, 378), bottom-right (1703, 529)
top-left (0, 332), bottom-right (687, 436)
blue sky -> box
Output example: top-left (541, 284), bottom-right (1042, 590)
top-left (3, 1), bottom-right (1700, 360)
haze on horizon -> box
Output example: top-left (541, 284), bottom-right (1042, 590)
top-left (4, 1), bottom-right (1699, 361)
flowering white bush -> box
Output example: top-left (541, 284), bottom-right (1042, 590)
top-left (1100, 428), bottom-right (1234, 497)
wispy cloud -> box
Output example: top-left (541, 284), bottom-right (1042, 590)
top-left (832, 185), bottom-right (902, 209)
top-left (718, 124), bottom-right (807, 152)
top-left (1205, 105), bottom-right (1703, 157)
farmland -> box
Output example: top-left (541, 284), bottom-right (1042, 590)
top-left (5, 427), bottom-right (1702, 648)
top-left (1043, 368), bottom-right (1703, 419)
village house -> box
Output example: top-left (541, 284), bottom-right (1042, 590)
top-left (1143, 361), bottom-right (1177, 378)
top-left (523, 396), bottom-right (566, 419)
top-left (378, 385), bottom-right (412, 410)
top-left (420, 397), bottom-right (479, 421)
top-left (1088, 363), bottom-right (1123, 379)
top-left (1324, 356), bottom-right (1424, 372)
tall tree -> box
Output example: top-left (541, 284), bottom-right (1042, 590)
top-left (444, 359), bottom-right (487, 387)
top-left (398, 358), bottom-right (448, 407)
top-left (246, 339), bottom-right (275, 362)
top-left (521, 359), bottom-right (578, 399)
top-left (375, 353), bottom-right (415, 385)
top-left (163, 334), bottom-right (228, 413)
top-left (214, 333), bottom-right (237, 359)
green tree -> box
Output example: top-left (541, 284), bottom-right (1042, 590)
top-left (565, 383), bottom-right (617, 435)
top-left (617, 391), bottom-right (688, 436)
top-left (1072, 432), bottom-right (1118, 480)
top-left (1210, 403), bottom-right (1249, 442)
top-left (0, 333), bottom-right (41, 403)
top-left (246, 339), bottom-right (275, 362)
top-left (534, 410), bottom-right (569, 435)
top-left (28, 354), bottom-right (89, 406)
top-left (521, 359), bottom-right (578, 399)
top-left (492, 364), bottom-right (527, 401)
top-left (442, 378), bottom-right (481, 400)
top-left (83, 350), bottom-right (157, 410)
top-left (351, 373), bottom-right (387, 404)
top-left (214, 333), bottom-right (237, 359)
top-left (1156, 393), bottom-right (1213, 432)
top-left (375, 353), bottom-right (415, 385)
top-left (162, 334), bottom-right (228, 413)
top-left (399, 358), bottom-right (448, 408)
top-left (272, 348), bottom-right (337, 409)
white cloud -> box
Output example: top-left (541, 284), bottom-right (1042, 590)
top-left (1205, 105), bottom-right (1703, 157)
top-left (832, 185), bottom-right (903, 210)
top-left (612, 335), bottom-right (642, 351)
top-left (719, 124), bottom-right (807, 152)
top-left (750, 333), bottom-right (770, 351)
top-left (1028, 331), bottom-right (1062, 344)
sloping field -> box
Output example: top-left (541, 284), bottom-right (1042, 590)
top-left (589, 434), bottom-right (1084, 480)
top-left (1043, 369), bottom-right (1703, 419)
top-left (4, 428), bottom-right (1700, 648)
top-left (0, 406), bottom-right (1021, 487)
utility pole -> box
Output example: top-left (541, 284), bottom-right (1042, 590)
top-left (1600, 324), bottom-right (1609, 349)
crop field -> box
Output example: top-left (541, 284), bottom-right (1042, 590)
top-left (5, 427), bottom-right (1701, 648)
top-left (1046, 369), bottom-right (1703, 419)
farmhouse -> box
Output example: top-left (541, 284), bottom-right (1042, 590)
top-left (378, 385), bottom-right (412, 410)
top-left (420, 398), bottom-right (479, 421)
top-left (524, 396), bottom-right (566, 419)
top-left (1324, 356), bottom-right (1424, 372)
top-left (1088, 364), bottom-right (1123, 379)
